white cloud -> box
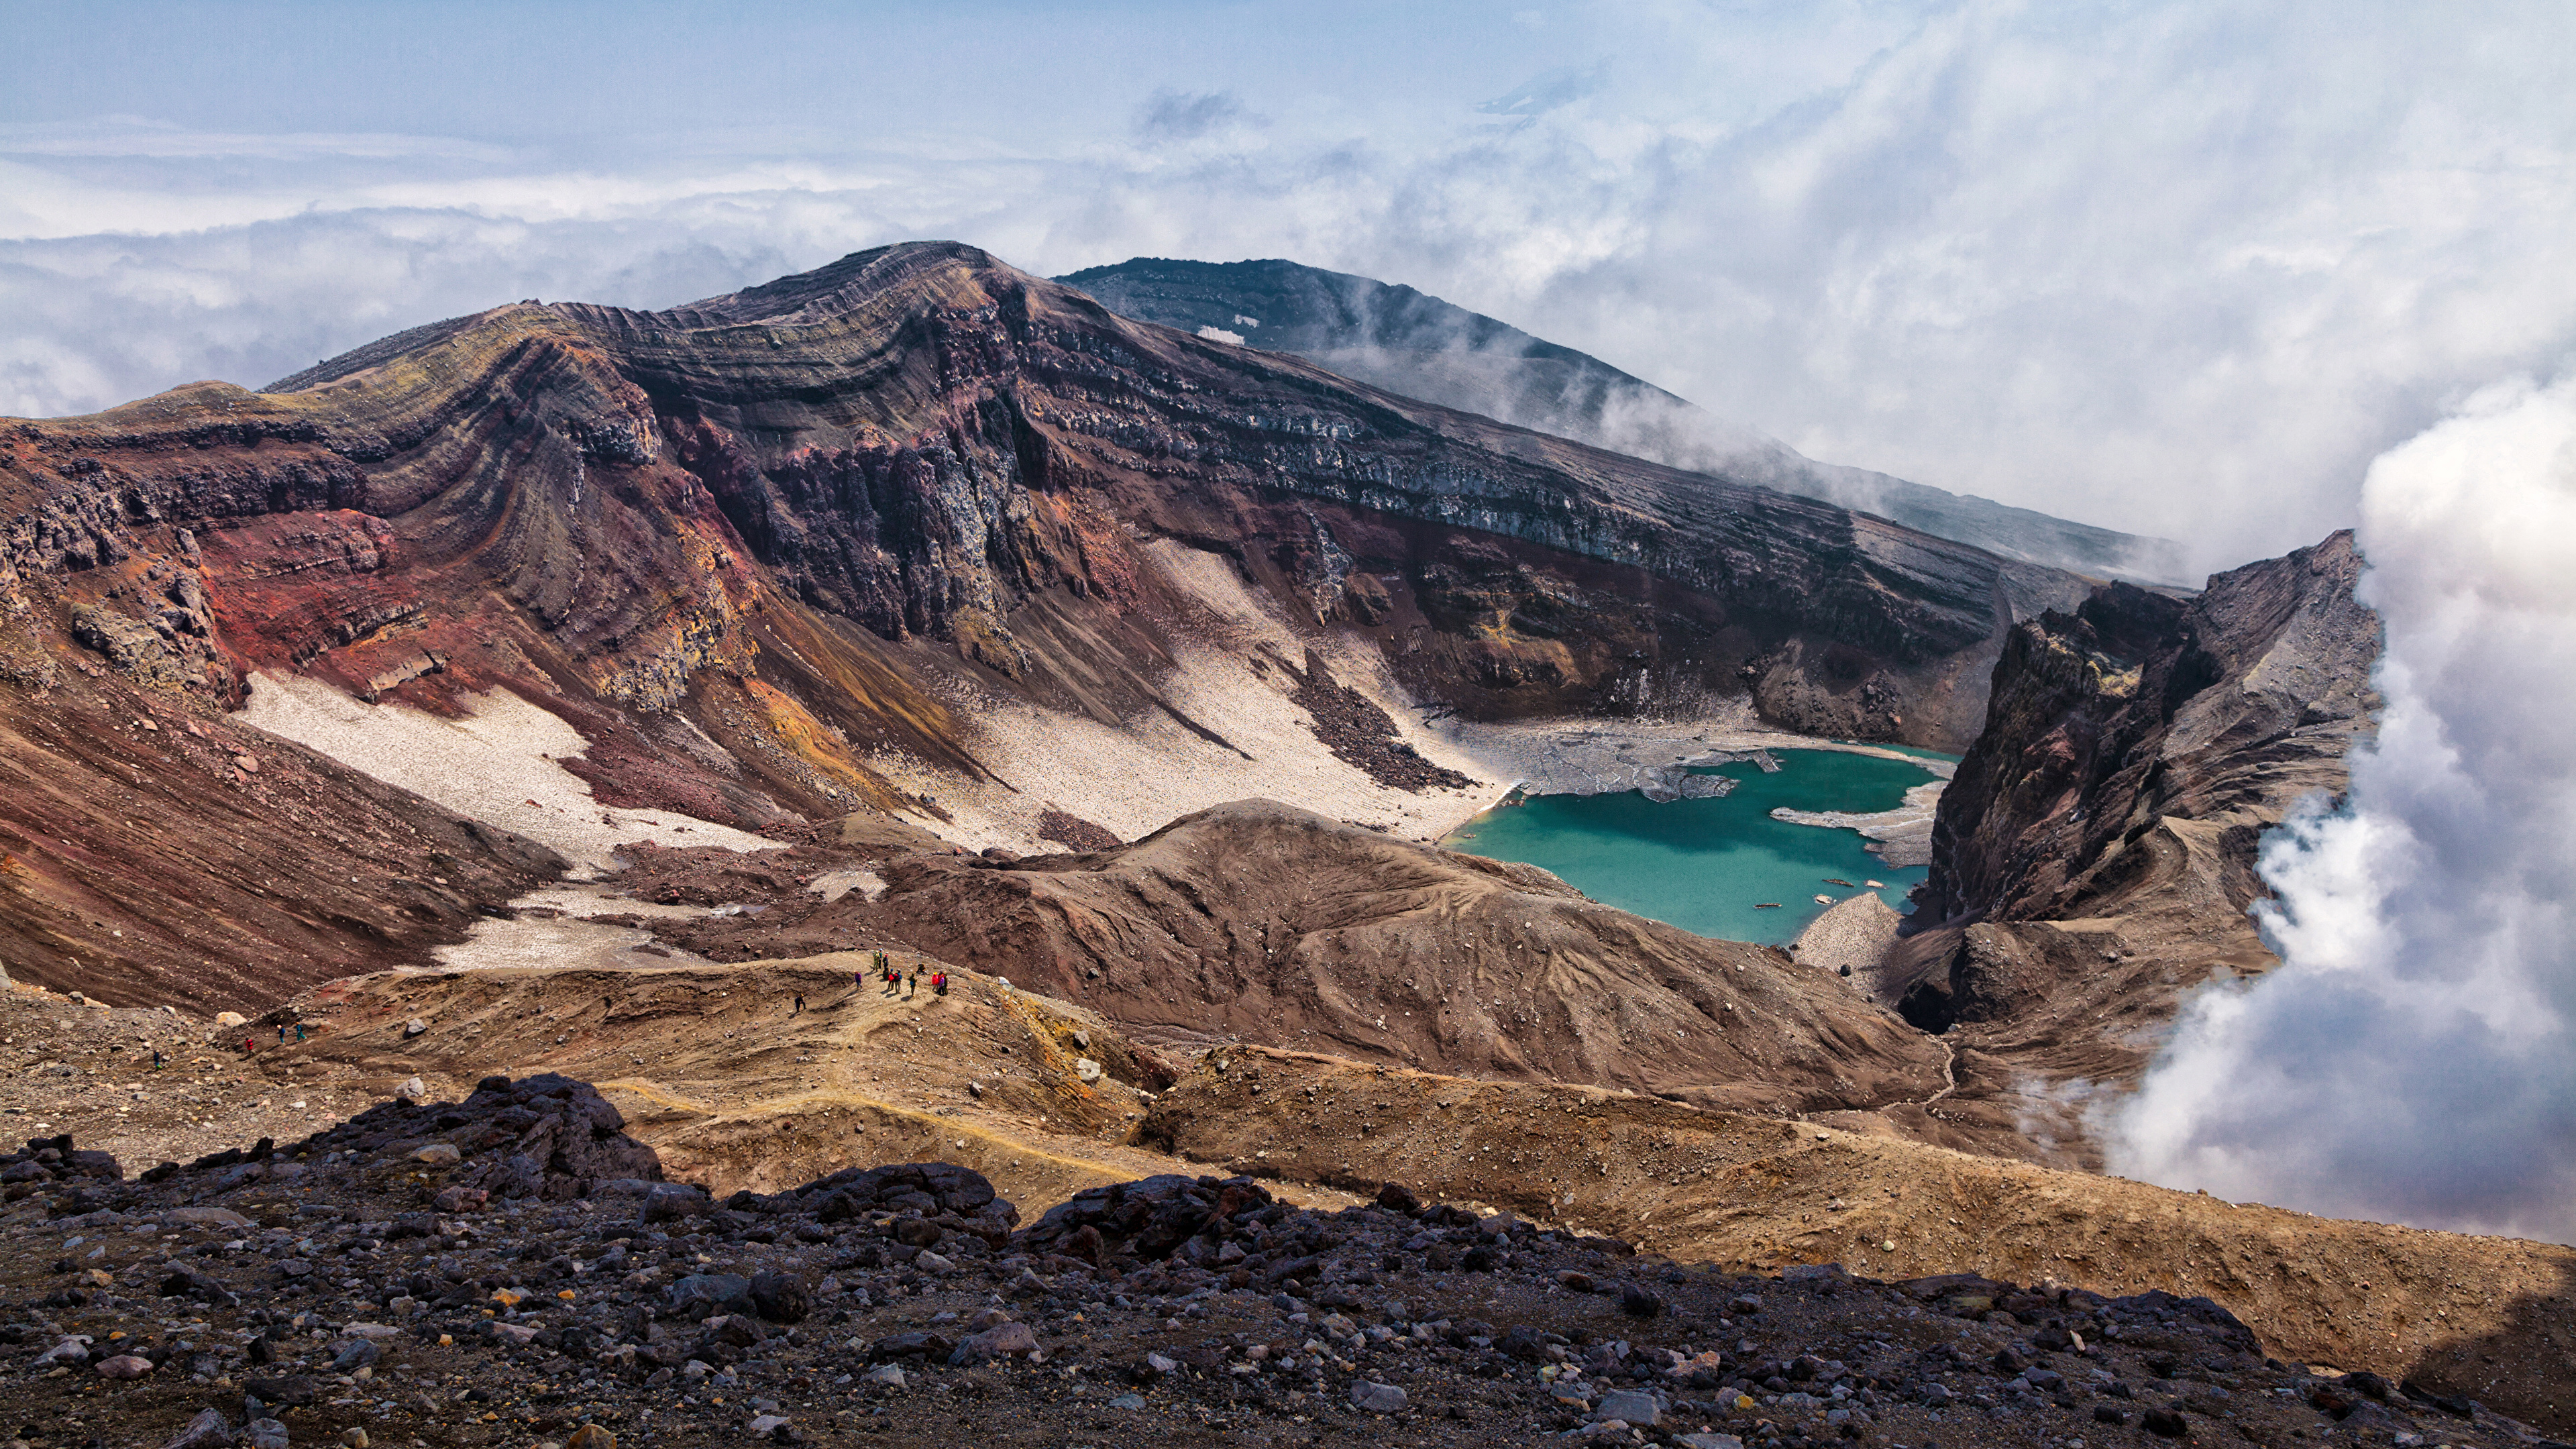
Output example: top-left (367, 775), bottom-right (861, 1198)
top-left (2108, 368), bottom-right (2576, 1241)
top-left (3, 2), bottom-right (2571, 572)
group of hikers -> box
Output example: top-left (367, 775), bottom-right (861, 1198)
top-left (785, 951), bottom-right (949, 1016)
top-left (861, 949), bottom-right (947, 1000)
top-left (232, 1022), bottom-right (306, 1057)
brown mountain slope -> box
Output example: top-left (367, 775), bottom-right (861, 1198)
top-left (810, 800), bottom-right (1951, 1115)
top-left (1144, 1044), bottom-right (2576, 1437)
top-left (584, 799), bottom-right (1953, 1115)
top-left (0, 648), bottom-right (561, 1008)
top-left (2, 239), bottom-right (2094, 1006)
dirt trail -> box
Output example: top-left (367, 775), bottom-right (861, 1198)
top-left (262, 955), bottom-right (1363, 1219)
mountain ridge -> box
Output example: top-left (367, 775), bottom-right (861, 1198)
top-left (1059, 255), bottom-right (2191, 584)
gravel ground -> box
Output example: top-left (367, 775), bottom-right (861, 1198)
top-left (0, 1070), bottom-right (2553, 1449)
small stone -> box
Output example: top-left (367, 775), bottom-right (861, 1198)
top-left (565, 1426), bottom-right (617, 1449)
top-left (1677, 1437), bottom-right (1745, 1449)
top-left (1349, 1381), bottom-right (1407, 1414)
top-left (914, 1250), bottom-right (955, 1273)
top-left (747, 1416), bottom-right (790, 1440)
top-left (1592, 1389), bottom-right (1662, 1427)
top-left (1144, 1352), bottom-right (1180, 1375)
top-left (395, 1077), bottom-right (427, 1102)
top-left (244, 1375), bottom-right (317, 1407)
top-left (341, 1432), bottom-right (370, 1449)
top-left (2143, 1407), bottom-right (2189, 1438)
top-left (639, 1183), bottom-right (710, 1224)
top-left (1619, 1283), bottom-right (1664, 1318)
top-left (1075, 1058), bottom-right (1104, 1083)
top-left (402, 1018), bottom-right (427, 1037)
top-left (746, 1269), bottom-right (811, 1323)
top-left (490, 1322), bottom-right (539, 1346)
top-left (1107, 1393), bottom-right (1146, 1410)
top-left (245, 1423), bottom-right (289, 1449)
top-left (160, 1407), bottom-right (234, 1448)
top-left (859, 1364), bottom-right (906, 1391)
top-left (95, 1352), bottom-right (154, 1379)
top-left (950, 1322), bottom-right (1038, 1363)
top-left (413, 1143), bottom-right (460, 1165)
top-left (331, 1338), bottom-right (380, 1371)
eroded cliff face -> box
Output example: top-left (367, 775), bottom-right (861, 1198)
top-left (1915, 530), bottom-right (2378, 928)
top-left (0, 241), bottom-right (2090, 1004)
top-left (1866, 531), bottom-right (2380, 1164)
top-left (6, 244), bottom-right (2083, 758)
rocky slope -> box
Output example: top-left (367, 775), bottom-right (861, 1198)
top-left (1061, 256), bottom-right (2189, 584)
top-left (1914, 530), bottom-right (2377, 929)
top-left (1868, 532), bottom-right (2381, 1157)
top-left (5, 963), bottom-right (2569, 1442)
top-left (18, 1082), bottom-right (2532, 1449)
top-left (0, 239), bottom-right (2101, 1006)
top-left (0, 646), bottom-right (563, 1009)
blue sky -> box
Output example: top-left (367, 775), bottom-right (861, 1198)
top-left (5, 0), bottom-right (2573, 570)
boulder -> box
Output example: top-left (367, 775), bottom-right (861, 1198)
top-left (949, 1322), bottom-right (1039, 1364)
top-left (1350, 1381), bottom-right (1408, 1414)
top-left (750, 1271), bottom-right (812, 1323)
top-left (665, 1273), bottom-right (757, 1319)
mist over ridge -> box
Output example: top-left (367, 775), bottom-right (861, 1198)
top-left (2111, 370), bottom-right (2576, 1242)
top-left (1062, 254), bottom-right (2190, 583)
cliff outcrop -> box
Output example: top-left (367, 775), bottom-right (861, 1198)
top-left (1915, 529), bottom-right (2378, 926)
top-left (1867, 532), bottom-right (2381, 1162)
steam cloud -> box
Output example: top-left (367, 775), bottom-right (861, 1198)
top-left (2109, 371), bottom-right (2576, 1242)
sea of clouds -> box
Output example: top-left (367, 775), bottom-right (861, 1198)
top-left (5, 2), bottom-right (2572, 575)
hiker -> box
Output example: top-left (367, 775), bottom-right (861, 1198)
top-left (278, 1024), bottom-right (288, 1045)
top-left (906, 967), bottom-right (918, 999)
top-left (932, 971), bottom-right (948, 998)
top-left (792, 994), bottom-right (805, 1016)
top-left (294, 1024), bottom-right (306, 1043)
top-left (150, 1048), bottom-right (164, 1071)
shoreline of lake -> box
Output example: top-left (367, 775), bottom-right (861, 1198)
top-left (1436, 745), bottom-right (1952, 946)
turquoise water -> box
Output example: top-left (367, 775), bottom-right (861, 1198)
top-left (1443, 749), bottom-right (1946, 945)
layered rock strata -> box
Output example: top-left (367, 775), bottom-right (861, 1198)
top-left (1873, 532), bottom-right (2381, 1159)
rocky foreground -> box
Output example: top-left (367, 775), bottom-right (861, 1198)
top-left (2, 1075), bottom-right (2553, 1449)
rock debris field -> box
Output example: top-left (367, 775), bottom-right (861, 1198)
top-left (1, 1072), bottom-right (2556, 1449)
